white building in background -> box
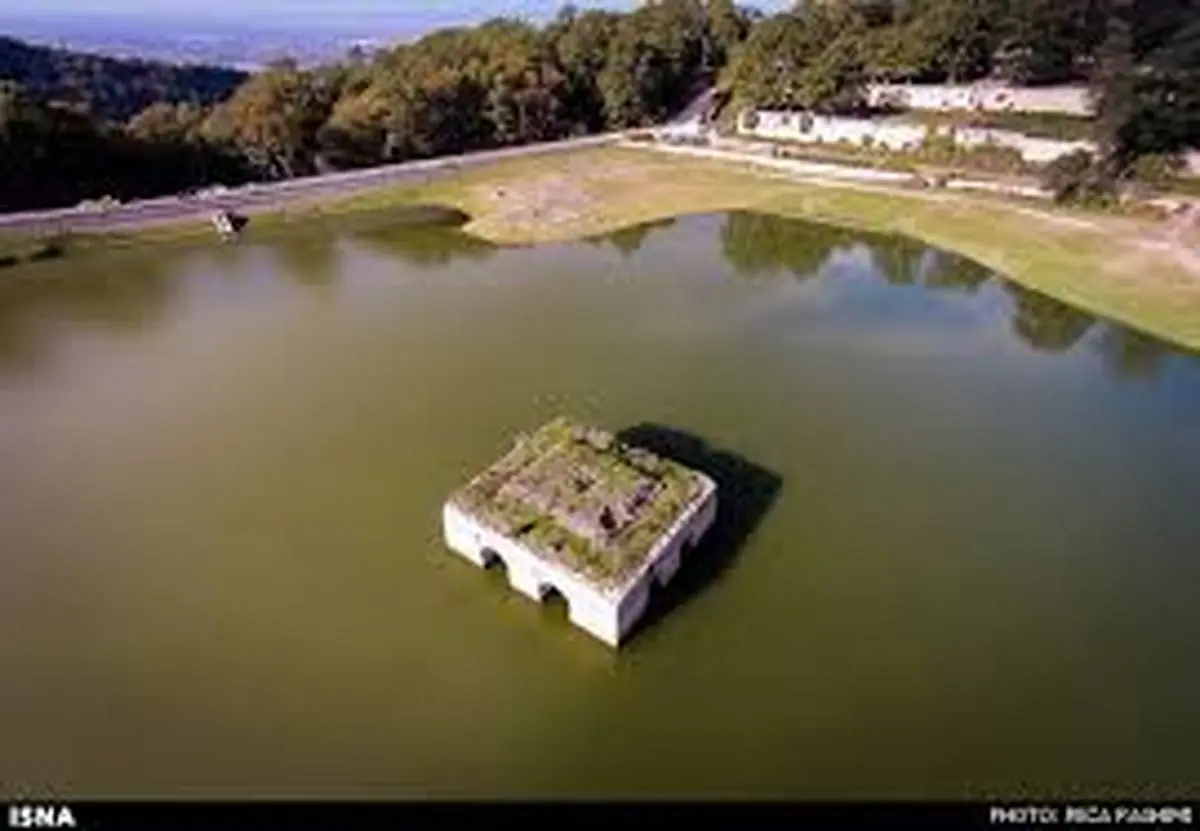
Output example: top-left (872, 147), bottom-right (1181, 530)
top-left (739, 110), bottom-right (1096, 164)
top-left (866, 83), bottom-right (1094, 116)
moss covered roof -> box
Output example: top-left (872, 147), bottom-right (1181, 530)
top-left (450, 417), bottom-right (710, 589)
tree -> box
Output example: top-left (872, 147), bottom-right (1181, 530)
top-left (994, 0), bottom-right (1105, 85)
top-left (553, 9), bottom-right (620, 131)
top-left (0, 34), bottom-right (244, 121)
top-left (722, 4), bottom-right (870, 112)
top-left (705, 0), bottom-right (751, 70)
top-left (1041, 149), bottom-right (1117, 204)
top-left (201, 64), bottom-right (337, 178)
top-left (596, 0), bottom-right (715, 127)
top-left (126, 101), bottom-right (205, 143)
top-left (794, 27), bottom-right (869, 112)
top-left (901, 0), bottom-right (1003, 83)
top-left (721, 14), bottom-right (817, 109)
top-left (1092, 0), bottom-right (1200, 172)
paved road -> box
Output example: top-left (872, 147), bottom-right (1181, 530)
top-left (0, 86), bottom-right (718, 238)
top-left (671, 85), bottom-right (716, 125)
top-left (0, 133), bottom-right (623, 237)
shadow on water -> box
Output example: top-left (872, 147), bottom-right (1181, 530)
top-left (0, 239), bottom-right (66, 272)
top-left (351, 215), bottom-right (497, 268)
top-left (539, 585), bottom-right (572, 627)
top-left (273, 232), bottom-right (342, 288)
top-left (0, 252), bottom-right (177, 373)
top-left (615, 423), bottom-right (782, 646)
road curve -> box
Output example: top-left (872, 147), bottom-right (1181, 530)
top-left (671, 85), bottom-right (716, 126)
top-left (0, 133), bottom-right (623, 237)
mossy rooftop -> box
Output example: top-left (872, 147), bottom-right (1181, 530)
top-left (450, 418), bottom-right (710, 588)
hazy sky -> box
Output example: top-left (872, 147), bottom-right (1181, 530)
top-left (0, 0), bottom-right (791, 23)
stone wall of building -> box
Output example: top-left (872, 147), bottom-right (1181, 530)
top-left (442, 481), bottom-right (718, 647)
top-left (737, 111), bottom-right (1200, 175)
top-left (740, 110), bottom-right (1093, 164)
top-left (866, 83), bottom-right (1093, 115)
top-left (444, 502), bottom-right (624, 644)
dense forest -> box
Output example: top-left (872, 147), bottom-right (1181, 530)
top-left (0, 35), bottom-right (247, 121)
top-left (1, 0), bottom-right (1196, 212)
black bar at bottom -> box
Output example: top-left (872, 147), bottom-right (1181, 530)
top-left (5, 801), bottom-right (1197, 831)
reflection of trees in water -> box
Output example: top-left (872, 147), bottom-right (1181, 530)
top-left (721, 212), bottom-right (992, 294)
top-left (1003, 282), bottom-right (1097, 353)
top-left (203, 237), bottom-right (253, 275)
top-left (0, 252), bottom-right (177, 372)
top-left (717, 212), bottom-right (1194, 384)
top-left (920, 249), bottom-right (991, 293)
top-left (352, 224), bottom-right (497, 267)
top-left (868, 235), bottom-right (926, 286)
top-left (1094, 325), bottom-right (1177, 382)
top-left (587, 218), bottom-right (677, 258)
top-left (721, 212), bottom-right (859, 280)
top-left (274, 233), bottom-right (341, 287)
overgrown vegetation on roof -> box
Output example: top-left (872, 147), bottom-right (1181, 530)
top-left (451, 417), bottom-right (708, 588)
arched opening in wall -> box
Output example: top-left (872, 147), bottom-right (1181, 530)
top-left (538, 584), bottom-right (571, 626)
top-left (480, 547), bottom-right (508, 586)
top-left (480, 547), bottom-right (507, 571)
top-left (657, 540), bottom-right (692, 588)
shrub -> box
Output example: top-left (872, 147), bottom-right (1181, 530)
top-left (1128, 153), bottom-right (1185, 187)
top-left (1041, 150), bottom-right (1117, 205)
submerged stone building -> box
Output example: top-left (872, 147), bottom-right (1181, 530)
top-left (443, 418), bottom-right (718, 646)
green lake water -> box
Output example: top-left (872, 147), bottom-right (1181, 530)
top-left (1, 211), bottom-right (1197, 798)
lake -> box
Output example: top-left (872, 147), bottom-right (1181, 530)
top-left (1, 211), bottom-right (1197, 798)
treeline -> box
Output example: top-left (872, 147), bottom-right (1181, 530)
top-left (0, 35), bottom-right (246, 121)
top-left (0, 1), bottom-right (750, 210)
top-left (722, 0), bottom-right (1198, 196)
top-left (168, 1), bottom-right (748, 177)
top-left (722, 0), bottom-right (1111, 115)
top-left (0, 84), bottom-right (250, 212)
top-left (1, 0), bottom-right (1196, 213)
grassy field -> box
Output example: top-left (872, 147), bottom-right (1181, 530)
top-left (4, 144), bottom-right (1199, 351)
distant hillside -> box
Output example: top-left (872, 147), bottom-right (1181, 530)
top-left (0, 35), bottom-right (247, 121)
